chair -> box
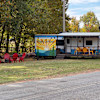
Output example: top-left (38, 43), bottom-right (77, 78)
top-left (82, 47), bottom-right (89, 55)
top-left (0, 56), bottom-right (2, 63)
top-left (19, 53), bottom-right (26, 62)
top-left (90, 50), bottom-right (94, 55)
top-left (88, 47), bottom-right (94, 55)
top-left (12, 53), bottom-right (18, 62)
top-left (4, 53), bottom-right (13, 63)
top-left (74, 47), bottom-right (82, 55)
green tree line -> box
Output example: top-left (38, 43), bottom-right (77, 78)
top-left (0, 0), bottom-right (69, 53)
top-left (69, 11), bottom-right (100, 32)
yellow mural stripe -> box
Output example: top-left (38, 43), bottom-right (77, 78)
top-left (36, 39), bottom-right (56, 51)
top-left (40, 39), bottom-right (44, 45)
top-left (49, 39), bottom-right (56, 48)
top-left (36, 46), bottom-right (44, 50)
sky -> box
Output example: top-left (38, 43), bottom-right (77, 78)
top-left (67, 0), bottom-right (100, 27)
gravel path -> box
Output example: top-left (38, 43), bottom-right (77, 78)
top-left (0, 71), bottom-right (100, 100)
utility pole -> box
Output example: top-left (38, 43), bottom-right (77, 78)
top-left (63, 0), bottom-right (65, 33)
top-left (78, 23), bottom-right (79, 32)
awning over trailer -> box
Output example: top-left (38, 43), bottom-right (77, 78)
top-left (58, 32), bottom-right (100, 37)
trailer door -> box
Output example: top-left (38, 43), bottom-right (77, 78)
top-left (66, 38), bottom-right (71, 53)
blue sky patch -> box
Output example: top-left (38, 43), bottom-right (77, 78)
top-left (67, 0), bottom-right (100, 21)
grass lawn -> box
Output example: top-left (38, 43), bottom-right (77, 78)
top-left (0, 59), bottom-right (100, 84)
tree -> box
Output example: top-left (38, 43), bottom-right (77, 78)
top-left (0, 0), bottom-right (35, 53)
top-left (30, 0), bottom-right (69, 34)
top-left (0, 0), bottom-right (69, 53)
top-left (80, 11), bottom-right (99, 32)
top-left (47, 0), bottom-right (69, 33)
top-left (69, 17), bottom-right (79, 32)
top-left (8, 0), bottom-right (34, 53)
top-left (65, 15), bottom-right (71, 32)
top-left (0, 0), bottom-right (13, 53)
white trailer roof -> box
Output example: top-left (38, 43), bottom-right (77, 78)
top-left (58, 32), bottom-right (100, 36)
top-left (35, 32), bottom-right (100, 37)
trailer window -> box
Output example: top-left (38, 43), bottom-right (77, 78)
top-left (56, 40), bottom-right (64, 45)
top-left (86, 40), bottom-right (92, 45)
top-left (67, 39), bottom-right (70, 44)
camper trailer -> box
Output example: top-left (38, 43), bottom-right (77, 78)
top-left (35, 32), bottom-right (100, 58)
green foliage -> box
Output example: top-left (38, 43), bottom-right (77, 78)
top-left (0, 0), bottom-right (35, 53)
top-left (0, 0), bottom-right (69, 53)
top-left (69, 17), bottom-right (79, 32)
top-left (80, 11), bottom-right (99, 32)
top-left (29, 0), bottom-right (69, 34)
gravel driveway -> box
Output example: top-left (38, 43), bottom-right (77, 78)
top-left (0, 71), bottom-right (100, 100)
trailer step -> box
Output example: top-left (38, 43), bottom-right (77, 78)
top-left (56, 54), bottom-right (66, 59)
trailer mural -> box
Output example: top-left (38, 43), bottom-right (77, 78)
top-left (36, 38), bottom-right (56, 56)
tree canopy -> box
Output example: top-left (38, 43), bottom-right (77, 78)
top-left (69, 17), bottom-right (79, 32)
top-left (29, 0), bottom-right (69, 34)
top-left (0, 0), bottom-right (69, 53)
top-left (80, 11), bottom-right (99, 32)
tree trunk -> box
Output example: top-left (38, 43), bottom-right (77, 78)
top-left (6, 33), bottom-right (9, 53)
top-left (15, 42), bottom-right (19, 53)
top-left (23, 37), bottom-right (26, 52)
top-left (15, 28), bottom-right (22, 53)
top-left (0, 24), bottom-right (5, 51)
